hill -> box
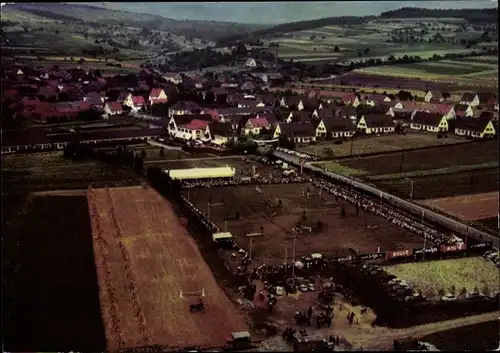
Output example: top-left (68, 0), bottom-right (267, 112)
top-left (380, 7), bottom-right (499, 25)
top-left (216, 7), bottom-right (498, 45)
top-left (1, 3), bottom-right (268, 42)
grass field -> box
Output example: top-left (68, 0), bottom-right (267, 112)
top-left (298, 134), bottom-right (466, 158)
top-left (89, 186), bottom-right (248, 351)
top-left (384, 257), bottom-right (499, 299)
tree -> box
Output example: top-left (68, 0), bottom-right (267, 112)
top-left (442, 92), bottom-right (451, 99)
top-left (458, 287), bottom-right (468, 299)
top-left (450, 285), bottom-right (456, 296)
top-left (482, 284), bottom-right (490, 297)
top-left (140, 148), bottom-right (147, 159)
top-left (437, 288), bottom-right (445, 297)
top-left (397, 90), bottom-right (413, 101)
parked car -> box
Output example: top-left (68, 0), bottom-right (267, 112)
top-left (442, 294), bottom-right (457, 302)
top-left (299, 284), bottom-right (308, 292)
top-left (275, 286), bottom-right (284, 296)
top-left (307, 283), bottom-right (316, 292)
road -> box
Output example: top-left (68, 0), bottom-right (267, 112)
top-left (344, 311), bottom-right (500, 350)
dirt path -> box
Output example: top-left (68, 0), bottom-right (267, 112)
top-left (343, 311), bottom-right (499, 350)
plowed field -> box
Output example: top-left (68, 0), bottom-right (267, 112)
top-left (88, 186), bottom-right (247, 352)
top-left (420, 192), bottom-right (499, 221)
top-left (341, 140), bottom-right (498, 176)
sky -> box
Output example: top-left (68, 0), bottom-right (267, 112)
top-left (83, 1), bottom-right (498, 24)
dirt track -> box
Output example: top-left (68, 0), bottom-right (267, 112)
top-left (88, 186), bottom-right (248, 352)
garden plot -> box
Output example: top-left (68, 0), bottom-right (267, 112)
top-left (384, 257), bottom-right (499, 300)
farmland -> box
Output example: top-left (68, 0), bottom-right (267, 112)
top-left (2, 152), bottom-right (140, 193)
top-left (184, 183), bottom-right (428, 265)
top-left (419, 192), bottom-right (499, 222)
top-left (353, 58), bottom-right (499, 87)
top-left (263, 18), bottom-right (497, 67)
top-left (299, 134), bottom-right (466, 158)
top-left (88, 186), bottom-right (248, 351)
top-left (3, 192), bottom-right (105, 352)
top-left (314, 140), bottom-right (499, 200)
top-left (384, 257), bottom-right (499, 300)
top-left (419, 320), bottom-right (500, 351)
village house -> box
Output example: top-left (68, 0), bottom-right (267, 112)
top-left (423, 90), bottom-right (439, 102)
top-left (245, 58), bottom-right (257, 68)
top-left (169, 101), bottom-right (200, 117)
top-left (273, 122), bottom-right (316, 144)
top-left (117, 92), bottom-right (132, 104)
top-left (162, 72), bottom-right (183, 85)
top-left (478, 92), bottom-right (497, 106)
top-left (423, 103), bottom-right (455, 120)
top-left (104, 101), bottom-right (124, 116)
top-left (287, 111), bottom-right (312, 124)
top-left (357, 114), bottom-right (395, 134)
top-left (148, 88), bottom-right (168, 105)
top-left (312, 108), bottom-right (335, 119)
top-left (244, 117), bottom-right (270, 135)
top-left (123, 95), bottom-right (146, 113)
top-left (256, 93), bottom-right (278, 107)
top-left (453, 104), bottom-right (475, 118)
top-left (478, 110), bottom-right (499, 122)
top-left (460, 92), bottom-right (480, 107)
top-left (454, 117), bottom-right (496, 138)
top-left (359, 93), bottom-right (391, 106)
top-left (338, 106), bottom-right (358, 121)
top-left (410, 112), bottom-right (449, 133)
top-left (314, 117), bottom-right (355, 139)
top-left (240, 81), bottom-right (257, 92)
top-left (204, 122), bottom-right (235, 145)
top-left (168, 114), bottom-right (212, 140)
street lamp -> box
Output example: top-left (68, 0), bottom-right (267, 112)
top-left (405, 178), bottom-right (414, 201)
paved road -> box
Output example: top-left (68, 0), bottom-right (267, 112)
top-left (343, 311), bottom-right (499, 350)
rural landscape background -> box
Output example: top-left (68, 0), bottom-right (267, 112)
top-left (2, 1), bottom-right (499, 353)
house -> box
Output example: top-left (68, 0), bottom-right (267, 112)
top-left (357, 114), bottom-right (395, 134)
top-left (479, 110), bottom-right (499, 122)
top-left (83, 92), bottom-right (105, 108)
top-left (162, 72), bottom-right (183, 85)
top-left (425, 103), bottom-right (455, 120)
top-left (168, 114), bottom-right (212, 139)
top-left (410, 112), bottom-right (448, 133)
top-left (245, 58), bottom-right (257, 67)
top-left (286, 111), bottom-right (311, 124)
top-left (104, 101), bottom-right (123, 116)
top-left (359, 94), bottom-right (391, 106)
top-left (315, 117), bottom-right (355, 139)
top-left (240, 81), bottom-right (257, 92)
top-left (124, 95), bottom-right (146, 113)
top-left (312, 108), bottom-right (335, 119)
top-left (256, 93), bottom-right (278, 107)
top-left (204, 122), bottom-right (234, 145)
top-left (454, 117), bottom-right (496, 138)
top-left (117, 92), bottom-right (132, 104)
top-left (453, 104), bottom-right (474, 118)
top-left (169, 101), bottom-right (200, 117)
top-left (424, 90), bottom-right (436, 102)
top-left (149, 88), bottom-right (168, 105)
top-left (338, 106), bottom-right (357, 121)
top-left (273, 122), bottom-right (316, 144)
top-left (460, 93), bottom-right (480, 107)
top-left (36, 86), bottom-right (58, 101)
top-left (177, 119), bottom-right (211, 141)
top-left (244, 117), bottom-right (270, 135)
top-left (478, 92), bottom-right (497, 106)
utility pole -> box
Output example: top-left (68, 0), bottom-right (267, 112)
top-left (292, 231), bottom-right (297, 277)
top-left (350, 138), bottom-right (354, 156)
top-left (399, 151), bottom-right (404, 173)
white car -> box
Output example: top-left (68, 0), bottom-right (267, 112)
top-left (307, 283), bottom-right (316, 292)
top-left (299, 284), bottom-right (308, 292)
top-left (441, 294), bottom-right (457, 302)
top-left (275, 286), bottom-right (284, 296)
